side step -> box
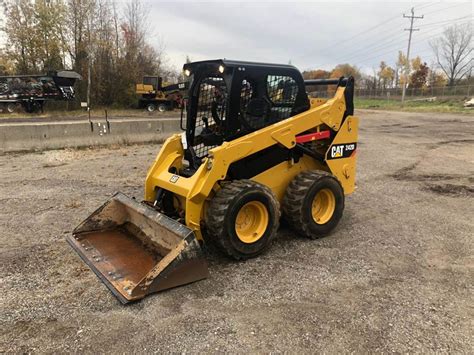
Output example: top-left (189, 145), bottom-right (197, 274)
top-left (67, 192), bottom-right (209, 303)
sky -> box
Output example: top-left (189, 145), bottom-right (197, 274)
top-left (0, 0), bottom-right (471, 75)
top-left (146, 0), bottom-right (473, 74)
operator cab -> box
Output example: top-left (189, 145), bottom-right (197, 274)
top-left (182, 60), bottom-right (310, 168)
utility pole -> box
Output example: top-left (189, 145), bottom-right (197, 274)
top-left (401, 7), bottom-right (423, 105)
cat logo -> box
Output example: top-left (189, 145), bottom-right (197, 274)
top-left (332, 145), bottom-right (344, 158)
top-left (327, 143), bottom-right (357, 160)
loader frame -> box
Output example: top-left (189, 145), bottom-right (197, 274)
top-left (145, 62), bottom-right (358, 240)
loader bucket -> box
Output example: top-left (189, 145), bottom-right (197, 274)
top-left (67, 192), bottom-right (209, 304)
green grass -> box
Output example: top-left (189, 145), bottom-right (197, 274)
top-left (355, 98), bottom-right (472, 114)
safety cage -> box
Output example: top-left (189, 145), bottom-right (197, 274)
top-left (182, 60), bottom-right (311, 165)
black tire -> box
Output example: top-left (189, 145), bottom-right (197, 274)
top-left (282, 170), bottom-right (344, 239)
top-left (157, 103), bottom-right (167, 112)
top-left (146, 103), bottom-right (157, 112)
top-left (6, 103), bottom-right (16, 113)
top-left (204, 180), bottom-right (280, 260)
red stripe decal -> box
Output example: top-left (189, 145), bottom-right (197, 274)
top-left (295, 130), bottom-right (331, 144)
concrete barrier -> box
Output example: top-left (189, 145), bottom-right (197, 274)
top-left (0, 118), bottom-right (182, 153)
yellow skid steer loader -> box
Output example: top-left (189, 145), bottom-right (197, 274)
top-left (68, 60), bottom-right (359, 303)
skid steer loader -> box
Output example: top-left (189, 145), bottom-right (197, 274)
top-left (68, 59), bottom-right (359, 303)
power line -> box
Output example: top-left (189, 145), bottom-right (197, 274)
top-left (418, 15), bottom-right (472, 28)
top-left (348, 19), bottom-right (472, 66)
top-left (297, 2), bottom-right (470, 70)
top-left (402, 7), bottom-right (424, 104)
top-left (422, 2), bottom-right (469, 16)
top-left (336, 15), bottom-right (471, 65)
top-left (295, 4), bottom-right (417, 62)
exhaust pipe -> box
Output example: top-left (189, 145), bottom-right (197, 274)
top-left (67, 192), bottom-right (209, 303)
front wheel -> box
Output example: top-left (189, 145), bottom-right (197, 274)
top-left (6, 103), bottom-right (17, 113)
top-left (282, 170), bottom-right (344, 239)
top-left (204, 180), bottom-right (280, 260)
top-left (146, 103), bottom-right (157, 112)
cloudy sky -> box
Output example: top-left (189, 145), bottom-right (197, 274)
top-left (147, 0), bottom-right (472, 74)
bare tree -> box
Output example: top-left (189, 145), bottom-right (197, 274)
top-left (430, 23), bottom-right (473, 86)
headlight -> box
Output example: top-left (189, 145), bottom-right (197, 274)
top-left (184, 69), bottom-right (191, 77)
top-left (218, 65), bottom-right (225, 73)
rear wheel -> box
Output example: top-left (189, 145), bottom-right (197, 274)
top-left (282, 170), bottom-right (344, 239)
top-left (204, 180), bottom-right (279, 260)
top-left (157, 103), bottom-right (167, 112)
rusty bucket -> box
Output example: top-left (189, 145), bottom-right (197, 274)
top-left (67, 192), bottom-right (209, 303)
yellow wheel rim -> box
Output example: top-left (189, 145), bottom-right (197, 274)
top-left (235, 201), bottom-right (269, 244)
top-left (311, 188), bottom-right (336, 224)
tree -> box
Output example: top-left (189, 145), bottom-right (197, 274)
top-left (1, 0), bottom-right (173, 107)
top-left (328, 64), bottom-right (361, 95)
top-left (302, 69), bottom-right (330, 80)
top-left (302, 69), bottom-right (330, 96)
top-left (34, 0), bottom-right (67, 71)
top-left (378, 61), bottom-right (395, 90)
top-left (427, 68), bottom-right (447, 88)
top-left (0, 49), bottom-right (14, 75)
top-left (410, 56), bottom-right (422, 72)
top-left (329, 63), bottom-right (361, 81)
top-left (430, 23), bottom-right (473, 86)
top-left (396, 51), bottom-right (408, 88)
top-left (3, 0), bottom-right (40, 73)
top-left (409, 62), bottom-right (429, 89)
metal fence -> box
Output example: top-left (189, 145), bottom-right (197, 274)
top-left (355, 85), bottom-right (471, 100)
top-left (308, 85), bottom-right (472, 100)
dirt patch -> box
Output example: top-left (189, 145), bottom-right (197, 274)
top-left (424, 183), bottom-right (474, 197)
top-left (391, 167), bottom-right (465, 182)
top-left (436, 139), bottom-right (474, 145)
top-left (389, 163), bottom-right (417, 180)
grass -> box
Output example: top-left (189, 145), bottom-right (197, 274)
top-left (355, 97), bottom-right (473, 114)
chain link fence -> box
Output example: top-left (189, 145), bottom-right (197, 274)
top-left (355, 85), bottom-right (472, 100)
top-left (307, 85), bottom-right (472, 100)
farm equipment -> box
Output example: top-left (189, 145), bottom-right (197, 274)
top-left (0, 71), bottom-right (81, 113)
top-left (68, 59), bottom-right (359, 303)
top-left (136, 76), bottom-right (188, 112)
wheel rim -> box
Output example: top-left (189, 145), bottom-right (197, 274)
top-left (147, 105), bottom-right (156, 112)
top-left (235, 201), bottom-right (269, 244)
top-left (311, 188), bottom-right (336, 224)
top-left (158, 105), bottom-right (166, 112)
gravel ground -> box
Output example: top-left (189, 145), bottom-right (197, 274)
top-left (1, 110), bottom-right (473, 353)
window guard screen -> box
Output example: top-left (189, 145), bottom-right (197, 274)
top-left (192, 76), bottom-right (227, 159)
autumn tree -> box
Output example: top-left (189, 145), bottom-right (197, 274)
top-left (0, 49), bottom-right (14, 75)
top-left (409, 62), bottom-right (429, 89)
top-left (1, 0), bottom-right (166, 107)
top-left (396, 51), bottom-right (408, 88)
top-left (302, 69), bottom-right (330, 96)
top-left (34, 0), bottom-right (67, 71)
top-left (328, 64), bottom-right (361, 95)
top-left (302, 69), bottom-right (330, 80)
top-left (3, 0), bottom-right (40, 73)
top-left (430, 23), bottom-right (473, 86)
top-left (378, 61), bottom-right (395, 90)
top-left (427, 67), bottom-right (447, 88)
top-left (329, 63), bottom-right (361, 81)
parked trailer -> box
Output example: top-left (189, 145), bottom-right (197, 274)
top-left (0, 71), bottom-right (81, 113)
top-left (136, 76), bottom-right (188, 112)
